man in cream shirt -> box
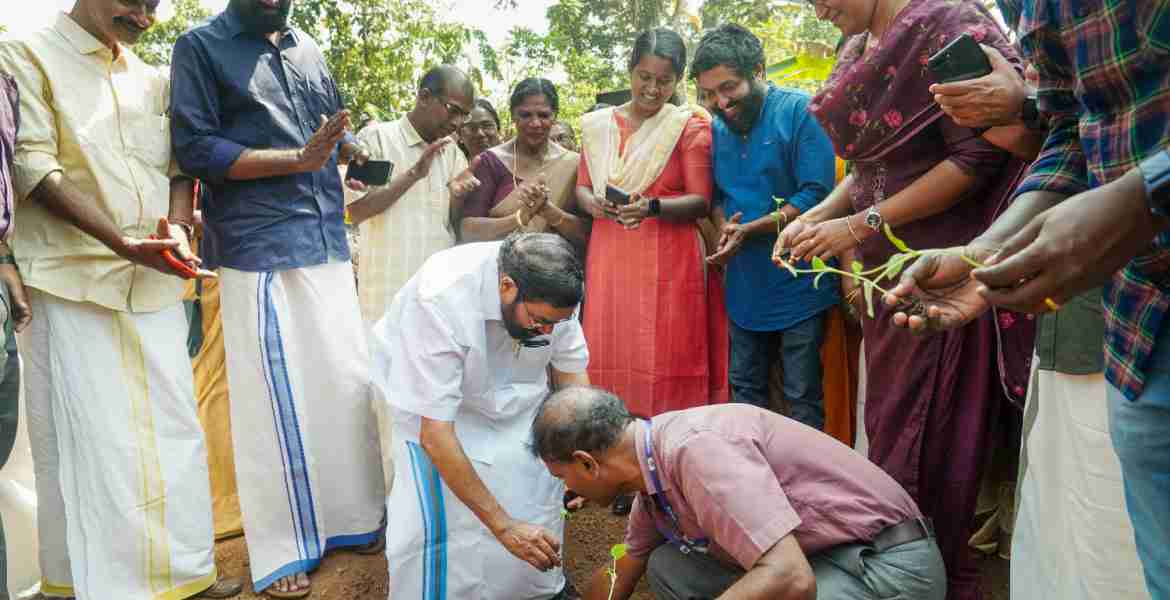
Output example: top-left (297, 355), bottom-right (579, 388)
top-left (348, 64), bottom-right (477, 325)
top-left (0, 0), bottom-right (237, 598)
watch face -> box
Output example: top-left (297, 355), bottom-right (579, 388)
top-left (865, 209), bottom-right (882, 230)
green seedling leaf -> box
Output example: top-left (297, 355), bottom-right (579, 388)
top-left (851, 261), bottom-right (864, 275)
top-left (561, 508), bottom-right (570, 518)
top-left (610, 544), bottom-right (628, 561)
top-left (773, 197), bottom-right (786, 208)
top-left (810, 256), bottom-right (828, 271)
top-left (880, 253), bottom-right (911, 283)
top-left (863, 279), bottom-right (876, 319)
top-left (883, 223), bottom-right (910, 252)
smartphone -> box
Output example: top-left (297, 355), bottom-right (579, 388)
top-left (927, 33), bottom-right (993, 84)
top-left (347, 160), bottom-right (394, 186)
top-left (605, 184), bottom-right (631, 205)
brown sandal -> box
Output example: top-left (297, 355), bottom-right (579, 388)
top-left (195, 576), bottom-right (244, 598)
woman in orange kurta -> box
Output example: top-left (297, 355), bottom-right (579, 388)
top-left (576, 28), bottom-right (729, 419)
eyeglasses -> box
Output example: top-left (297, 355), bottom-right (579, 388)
top-left (441, 99), bottom-right (471, 123)
top-left (461, 121), bottom-right (499, 135)
top-left (518, 297), bottom-right (572, 331)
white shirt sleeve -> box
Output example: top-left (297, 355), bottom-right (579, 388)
top-left (551, 320), bottom-right (589, 374)
top-left (374, 294), bottom-right (467, 422)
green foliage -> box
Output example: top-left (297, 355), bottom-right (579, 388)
top-left (135, 0), bottom-right (212, 67)
top-left (291, 0), bottom-right (492, 125)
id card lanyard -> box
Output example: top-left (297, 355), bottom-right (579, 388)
top-left (643, 419), bottom-right (710, 555)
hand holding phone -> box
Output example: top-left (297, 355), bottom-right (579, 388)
top-left (928, 33), bottom-right (993, 84)
top-left (347, 160), bottom-right (394, 187)
top-left (605, 184), bottom-right (632, 206)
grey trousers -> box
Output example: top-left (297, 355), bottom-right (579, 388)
top-left (647, 537), bottom-right (946, 600)
top-left (0, 284), bottom-right (19, 600)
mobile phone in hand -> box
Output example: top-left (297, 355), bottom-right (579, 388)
top-left (605, 184), bottom-right (631, 205)
top-left (928, 33), bottom-right (993, 84)
top-left (347, 160), bottom-right (394, 187)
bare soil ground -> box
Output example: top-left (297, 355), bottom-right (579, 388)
top-left (214, 504), bottom-right (1008, 599)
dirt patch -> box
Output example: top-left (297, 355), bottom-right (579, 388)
top-left (214, 505), bottom-right (1007, 599)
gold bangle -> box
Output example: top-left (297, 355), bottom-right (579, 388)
top-left (845, 215), bottom-right (863, 246)
top-left (548, 210), bottom-right (566, 228)
top-left (844, 288), bottom-right (861, 304)
top-left (516, 210), bottom-right (528, 229)
top-left (1044, 298), bottom-right (1061, 311)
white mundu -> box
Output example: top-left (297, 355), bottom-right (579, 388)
top-left (371, 241), bottom-right (589, 600)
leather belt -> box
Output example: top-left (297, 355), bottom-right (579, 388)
top-left (873, 516), bottom-right (934, 553)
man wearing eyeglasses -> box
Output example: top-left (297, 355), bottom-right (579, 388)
top-left (346, 65), bottom-right (478, 326)
top-left (370, 232), bottom-right (590, 600)
top-left (170, 0), bottom-right (386, 596)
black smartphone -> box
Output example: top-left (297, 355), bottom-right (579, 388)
top-left (347, 160), bottom-right (394, 186)
top-left (605, 184), bottom-right (631, 205)
top-left (927, 33), bottom-right (993, 84)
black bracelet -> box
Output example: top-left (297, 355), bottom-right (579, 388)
top-left (0, 255), bottom-right (15, 265)
top-left (648, 197), bottom-right (662, 217)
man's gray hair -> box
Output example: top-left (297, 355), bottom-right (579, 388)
top-left (531, 386), bottom-right (635, 463)
top-left (498, 232), bottom-right (583, 308)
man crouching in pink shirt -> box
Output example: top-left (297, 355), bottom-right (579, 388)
top-left (532, 386), bottom-right (946, 600)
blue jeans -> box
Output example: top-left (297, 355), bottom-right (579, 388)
top-left (1109, 318), bottom-right (1170, 600)
top-left (728, 312), bottom-right (826, 430)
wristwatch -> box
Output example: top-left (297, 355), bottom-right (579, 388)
top-left (1139, 149), bottom-right (1170, 219)
top-left (647, 197), bottom-right (662, 217)
top-left (864, 204), bottom-right (884, 231)
top-left (1021, 94), bottom-right (1046, 131)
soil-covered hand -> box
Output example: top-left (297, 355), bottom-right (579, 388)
top-left (884, 246), bottom-right (993, 333)
top-left (495, 519), bottom-right (562, 572)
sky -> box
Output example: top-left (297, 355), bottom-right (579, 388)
top-left (1, 0), bottom-right (553, 45)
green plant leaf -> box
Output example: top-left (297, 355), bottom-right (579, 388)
top-left (883, 223), bottom-right (910, 252)
top-left (810, 256), bottom-right (828, 271)
top-left (611, 543), bottom-right (628, 560)
top-left (880, 253), bottom-right (910, 283)
top-left (851, 260), bottom-right (864, 275)
top-left (773, 197), bottom-right (787, 208)
top-left (863, 279), bottom-right (876, 319)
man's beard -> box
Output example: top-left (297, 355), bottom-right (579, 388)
top-left (502, 299), bottom-right (541, 341)
top-left (231, 0), bottom-right (292, 33)
top-left (716, 80), bottom-right (766, 135)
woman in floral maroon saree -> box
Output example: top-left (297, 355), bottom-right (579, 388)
top-left (778, 1), bottom-right (1035, 599)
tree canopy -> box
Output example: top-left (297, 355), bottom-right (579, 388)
top-left (132, 0), bottom-right (840, 132)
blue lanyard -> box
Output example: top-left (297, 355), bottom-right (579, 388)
top-left (643, 420), bottom-right (709, 554)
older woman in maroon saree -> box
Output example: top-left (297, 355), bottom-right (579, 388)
top-left (781, 1), bottom-right (1035, 599)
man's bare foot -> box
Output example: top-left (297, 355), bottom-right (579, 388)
top-left (266, 572), bottom-right (310, 598)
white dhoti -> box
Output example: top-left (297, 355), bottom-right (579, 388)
top-left (20, 289), bottom-right (216, 599)
top-left (1011, 358), bottom-right (1150, 599)
top-left (387, 421), bottom-right (566, 600)
top-left (217, 262), bottom-right (384, 591)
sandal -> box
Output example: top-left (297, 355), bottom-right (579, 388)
top-left (195, 576), bottom-right (244, 598)
top-left (354, 515), bottom-right (387, 555)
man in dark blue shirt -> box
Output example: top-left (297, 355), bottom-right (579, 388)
top-left (169, 1), bottom-right (386, 596)
top-left (693, 24), bottom-right (838, 430)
